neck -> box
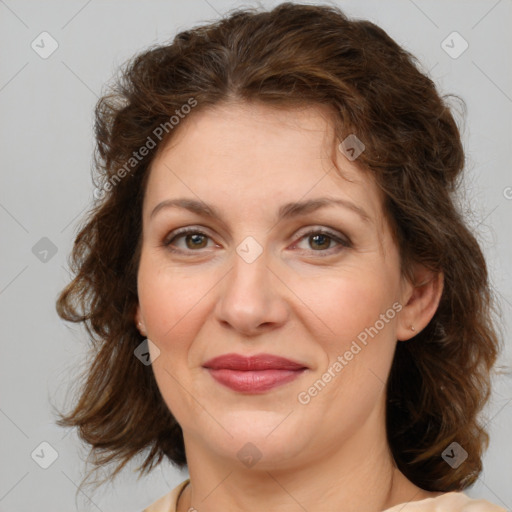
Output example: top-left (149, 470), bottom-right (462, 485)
top-left (177, 397), bottom-right (431, 512)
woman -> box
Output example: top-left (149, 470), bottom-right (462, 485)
top-left (55, 3), bottom-right (506, 511)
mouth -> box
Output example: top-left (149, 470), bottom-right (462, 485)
top-left (202, 353), bottom-right (308, 393)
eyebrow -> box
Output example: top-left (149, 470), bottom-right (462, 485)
top-left (149, 197), bottom-right (371, 224)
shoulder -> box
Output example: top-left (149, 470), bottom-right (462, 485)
top-left (382, 491), bottom-right (508, 511)
top-left (142, 479), bottom-right (190, 512)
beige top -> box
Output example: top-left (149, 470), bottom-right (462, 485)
top-left (143, 479), bottom-right (508, 512)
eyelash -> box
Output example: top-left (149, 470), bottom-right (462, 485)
top-left (162, 227), bottom-right (351, 257)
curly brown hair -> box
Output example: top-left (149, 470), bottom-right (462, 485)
top-left (54, 2), bottom-right (502, 495)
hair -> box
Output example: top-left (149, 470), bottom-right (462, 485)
top-left (55, 1), bottom-right (502, 495)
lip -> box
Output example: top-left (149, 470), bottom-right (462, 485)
top-left (203, 353), bottom-right (308, 393)
top-left (203, 353), bottom-right (307, 371)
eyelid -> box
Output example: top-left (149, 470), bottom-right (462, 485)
top-left (162, 225), bottom-right (351, 254)
top-left (294, 225), bottom-right (350, 243)
top-left (290, 227), bottom-right (351, 253)
top-left (162, 226), bottom-right (217, 250)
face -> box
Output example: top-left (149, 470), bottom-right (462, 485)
top-left (135, 101), bottom-right (411, 470)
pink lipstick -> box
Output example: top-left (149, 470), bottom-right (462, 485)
top-left (203, 353), bottom-right (307, 393)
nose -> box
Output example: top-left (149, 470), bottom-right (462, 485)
top-left (214, 245), bottom-right (290, 337)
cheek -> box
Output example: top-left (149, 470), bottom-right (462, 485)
top-left (137, 254), bottom-right (215, 353)
top-left (292, 267), bottom-right (399, 350)
top-left (137, 256), bottom-right (215, 422)
top-left (294, 273), bottom-right (400, 431)
top-left (293, 267), bottom-right (401, 409)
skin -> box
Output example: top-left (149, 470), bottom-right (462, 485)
top-left (135, 102), bottom-right (444, 512)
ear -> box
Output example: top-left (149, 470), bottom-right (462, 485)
top-left (134, 304), bottom-right (146, 337)
top-left (396, 264), bottom-right (444, 341)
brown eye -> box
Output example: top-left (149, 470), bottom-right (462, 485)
top-left (163, 228), bottom-right (215, 253)
top-left (308, 233), bottom-right (332, 250)
top-left (293, 229), bottom-right (351, 256)
top-left (184, 233), bottom-right (208, 249)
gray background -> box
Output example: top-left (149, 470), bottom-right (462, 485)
top-left (0, 0), bottom-right (511, 510)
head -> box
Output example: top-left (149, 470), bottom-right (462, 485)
top-left (56, 2), bottom-right (500, 494)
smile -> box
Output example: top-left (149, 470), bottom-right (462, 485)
top-left (205, 368), bottom-right (307, 393)
top-left (202, 353), bottom-right (308, 393)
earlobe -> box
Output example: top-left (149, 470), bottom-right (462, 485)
top-left (134, 305), bottom-right (146, 336)
top-left (397, 267), bottom-right (444, 342)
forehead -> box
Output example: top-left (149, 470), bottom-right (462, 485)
top-left (144, 101), bottom-right (385, 229)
